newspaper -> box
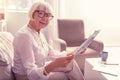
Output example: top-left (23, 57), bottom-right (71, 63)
top-left (73, 30), bottom-right (100, 56)
top-left (93, 64), bottom-right (119, 76)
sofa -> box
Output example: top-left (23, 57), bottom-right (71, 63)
top-left (0, 32), bottom-right (14, 80)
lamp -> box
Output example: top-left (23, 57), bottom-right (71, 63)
top-left (0, 8), bottom-right (4, 20)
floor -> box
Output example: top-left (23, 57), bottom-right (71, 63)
top-left (84, 47), bottom-right (120, 80)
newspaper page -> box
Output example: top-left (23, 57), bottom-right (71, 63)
top-left (73, 30), bottom-right (100, 56)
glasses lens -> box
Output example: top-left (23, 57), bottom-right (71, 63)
top-left (36, 10), bottom-right (54, 20)
top-left (38, 11), bottom-right (45, 18)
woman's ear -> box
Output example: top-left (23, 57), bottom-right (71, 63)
top-left (32, 11), bottom-right (36, 20)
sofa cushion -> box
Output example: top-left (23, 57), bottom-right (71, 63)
top-left (0, 32), bottom-right (14, 80)
top-left (0, 65), bottom-right (14, 80)
top-left (0, 32), bottom-right (14, 65)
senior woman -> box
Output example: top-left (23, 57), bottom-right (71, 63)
top-left (12, 1), bottom-right (85, 80)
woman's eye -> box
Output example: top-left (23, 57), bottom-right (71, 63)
top-left (39, 12), bottom-right (44, 15)
top-left (38, 11), bottom-right (44, 17)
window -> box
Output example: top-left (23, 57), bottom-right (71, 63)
top-left (5, 0), bottom-right (33, 10)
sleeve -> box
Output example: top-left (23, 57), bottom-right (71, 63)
top-left (47, 45), bottom-right (67, 61)
top-left (14, 33), bottom-right (48, 80)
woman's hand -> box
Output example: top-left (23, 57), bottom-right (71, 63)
top-left (44, 55), bottom-right (73, 74)
top-left (67, 52), bottom-right (73, 56)
top-left (54, 55), bottom-right (73, 67)
top-left (80, 48), bottom-right (86, 54)
top-left (67, 48), bottom-right (86, 56)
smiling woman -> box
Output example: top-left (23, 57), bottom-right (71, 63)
top-left (12, 1), bottom-right (85, 80)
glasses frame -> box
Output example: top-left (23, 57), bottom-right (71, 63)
top-left (35, 10), bottom-right (54, 20)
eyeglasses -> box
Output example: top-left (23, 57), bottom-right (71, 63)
top-left (35, 10), bottom-right (54, 20)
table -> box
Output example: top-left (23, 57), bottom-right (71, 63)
top-left (85, 58), bottom-right (120, 80)
top-left (85, 46), bottom-right (120, 80)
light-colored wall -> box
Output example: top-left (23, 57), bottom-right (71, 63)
top-left (5, 10), bottom-right (29, 35)
top-left (62, 0), bottom-right (120, 46)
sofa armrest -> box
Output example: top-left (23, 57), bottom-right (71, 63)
top-left (78, 39), bottom-right (104, 58)
top-left (88, 39), bottom-right (104, 54)
top-left (53, 38), bottom-right (67, 51)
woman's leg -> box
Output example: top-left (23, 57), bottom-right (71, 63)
top-left (48, 59), bottom-right (85, 80)
top-left (48, 72), bottom-right (69, 80)
top-left (66, 59), bottom-right (85, 80)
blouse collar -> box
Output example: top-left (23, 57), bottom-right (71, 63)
top-left (27, 24), bottom-right (41, 36)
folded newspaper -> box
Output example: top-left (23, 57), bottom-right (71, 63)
top-left (73, 30), bottom-right (100, 56)
top-left (93, 64), bottom-right (119, 76)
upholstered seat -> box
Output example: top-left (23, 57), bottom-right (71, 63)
top-left (0, 32), bottom-right (14, 80)
top-left (57, 19), bottom-right (104, 74)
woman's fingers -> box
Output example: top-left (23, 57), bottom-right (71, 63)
top-left (80, 48), bottom-right (86, 54)
top-left (66, 54), bottom-right (74, 60)
top-left (54, 55), bottom-right (73, 67)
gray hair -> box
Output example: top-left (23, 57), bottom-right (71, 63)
top-left (28, 1), bottom-right (53, 20)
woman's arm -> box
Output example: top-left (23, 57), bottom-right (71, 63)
top-left (44, 55), bottom-right (74, 74)
top-left (14, 33), bottom-right (48, 80)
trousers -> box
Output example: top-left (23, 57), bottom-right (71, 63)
top-left (13, 59), bottom-right (85, 80)
top-left (48, 59), bottom-right (85, 80)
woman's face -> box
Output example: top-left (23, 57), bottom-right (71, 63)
top-left (32, 10), bottom-right (53, 30)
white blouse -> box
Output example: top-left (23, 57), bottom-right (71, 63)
top-left (12, 25), bottom-right (66, 80)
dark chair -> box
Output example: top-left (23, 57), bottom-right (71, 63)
top-left (57, 19), bottom-right (104, 74)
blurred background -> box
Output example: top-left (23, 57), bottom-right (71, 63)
top-left (0, 0), bottom-right (120, 47)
